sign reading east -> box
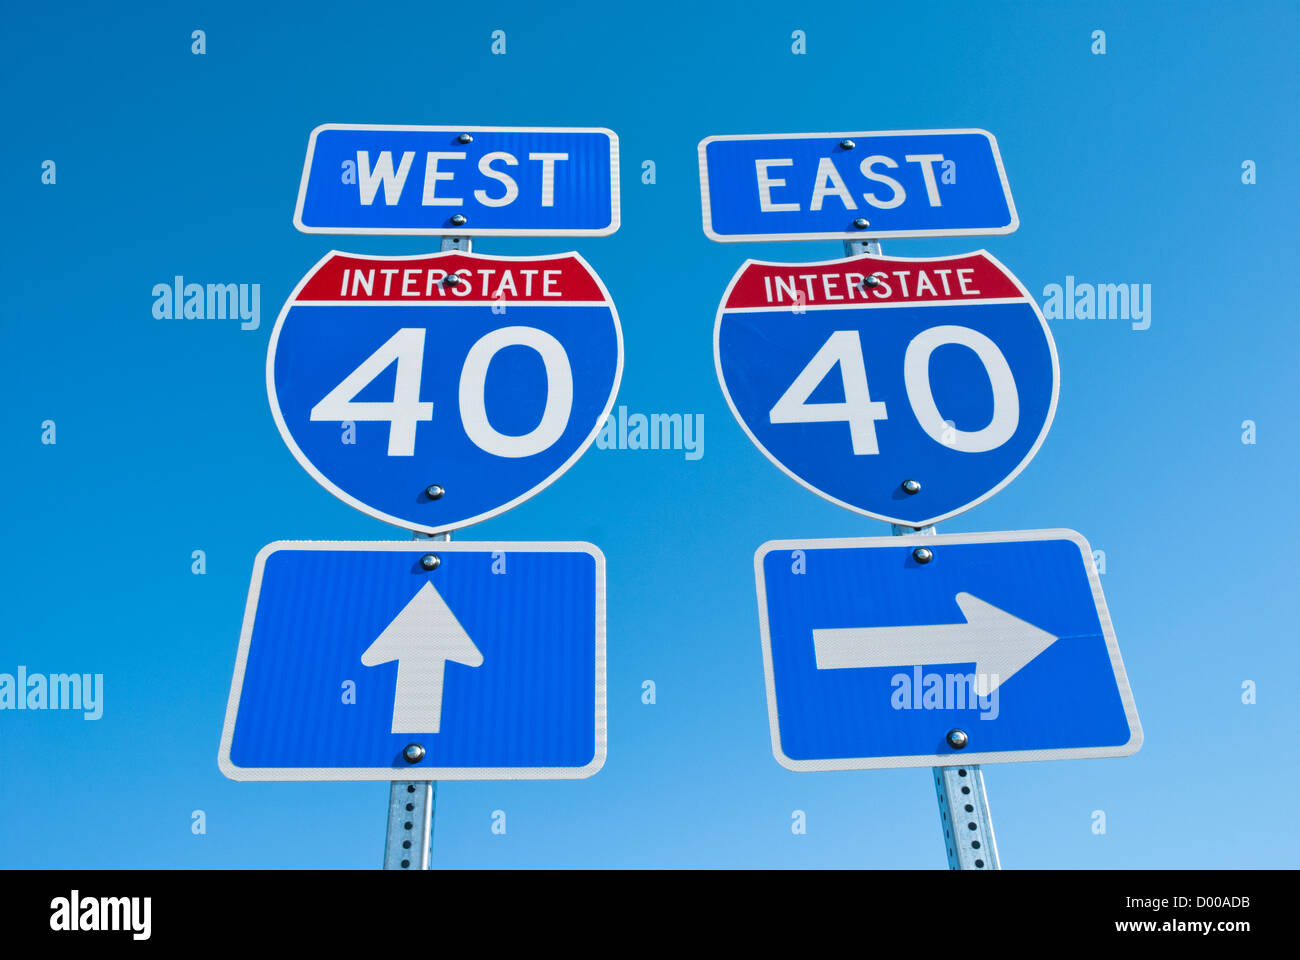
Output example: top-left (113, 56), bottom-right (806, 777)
top-left (714, 250), bottom-right (1057, 528)
top-left (268, 250), bottom-right (623, 534)
top-left (294, 124), bottom-right (620, 236)
top-left (754, 530), bottom-right (1142, 771)
top-left (698, 129), bottom-right (1017, 241)
top-left (218, 541), bottom-right (606, 781)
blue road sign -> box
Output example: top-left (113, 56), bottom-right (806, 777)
top-left (268, 250), bottom-right (623, 534)
top-left (294, 124), bottom-right (620, 236)
top-left (754, 530), bottom-right (1142, 770)
top-left (218, 541), bottom-right (606, 781)
top-left (698, 129), bottom-right (1017, 241)
top-left (714, 250), bottom-right (1058, 528)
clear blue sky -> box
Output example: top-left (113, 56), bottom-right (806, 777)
top-left (2, 0), bottom-right (1296, 868)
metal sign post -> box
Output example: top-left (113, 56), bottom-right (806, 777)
top-left (887, 518), bottom-right (1000, 870)
top-left (894, 525), bottom-right (1000, 870)
top-left (849, 233), bottom-right (998, 871)
top-left (384, 778), bottom-right (435, 870)
top-left (384, 234), bottom-right (467, 870)
top-left (384, 528), bottom-right (450, 870)
top-left (933, 765), bottom-right (1000, 870)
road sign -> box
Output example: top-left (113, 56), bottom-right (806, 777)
top-left (218, 541), bottom-right (606, 781)
top-left (294, 124), bottom-right (620, 236)
top-left (754, 530), bottom-right (1142, 770)
top-left (268, 249), bottom-right (623, 534)
top-left (698, 129), bottom-right (1017, 241)
top-left (714, 250), bottom-right (1058, 528)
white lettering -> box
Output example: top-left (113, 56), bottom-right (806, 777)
top-left (474, 151), bottom-right (520, 207)
top-left (860, 155), bottom-right (905, 209)
top-left (528, 152), bottom-right (568, 207)
top-left (809, 157), bottom-right (857, 211)
top-left (755, 159), bottom-right (800, 212)
top-left (421, 152), bottom-right (466, 206)
top-left (904, 153), bottom-right (945, 206)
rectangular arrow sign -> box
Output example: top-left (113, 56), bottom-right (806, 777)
top-left (294, 124), bottom-right (620, 236)
top-left (754, 529), bottom-right (1141, 770)
top-left (219, 541), bottom-right (606, 781)
top-left (698, 129), bottom-right (1017, 241)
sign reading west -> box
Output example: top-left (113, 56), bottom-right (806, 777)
top-left (294, 124), bottom-right (620, 236)
top-left (698, 129), bottom-right (1017, 241)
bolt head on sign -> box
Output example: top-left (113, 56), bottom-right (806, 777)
top-left (714, 251), bottom-right (1059, 527)
top-left (268, 250), bottom-right (623, 534)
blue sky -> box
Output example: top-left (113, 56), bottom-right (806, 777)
top-left (1, 0), bottom-right (1297, 868)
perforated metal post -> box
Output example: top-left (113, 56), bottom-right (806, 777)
top-left (383, 527), bottom-right (451, 870)
top-left (383, 273), bottom-right (464, 870)
top-left (891, 520), bottom-right (1000, 869)
top-left (384, 779), bottom-right (435, 870)
top-left (934, 764), bottom-right (1000, 869)
top-left (844, 238), bottom-right (882, 257)
top-left (852, 231), bottom-right (1001, 870)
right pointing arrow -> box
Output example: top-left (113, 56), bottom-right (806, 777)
top-left (361, 582), bottom-right (484, 734)
top-left (812, 592), bottom-right (1057, 696)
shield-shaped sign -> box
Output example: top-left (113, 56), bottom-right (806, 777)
top-left (714, 250), bottom-right (1058, 527)
top-left (268, 250), bottom-right (623, 533)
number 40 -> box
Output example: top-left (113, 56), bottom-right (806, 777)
top-left (768, 326), bottom-right (1020, 454)
top-left (310, 326), bottom-right (574, 458)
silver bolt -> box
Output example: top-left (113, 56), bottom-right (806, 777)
top-left (425, 484), bottom-right (444, 500)
top-left (456, 133), bottom-right (473, 144)
top-left (853, 217), bottom-right (870, 229)
top-left (839, 138), bottom-right (856, 150)
top-left (901, 479), bottom-right (921, 495)
top-left (403, 743), bottom-right (426, 763)
top-left (443, 273), bottom-right (463, 286)
top-left (913, 547), bottom-right (933, 564)
top-left (450, 213), bottom-right (467, 226)
top-left (420, 553), bottom-right (440, 571)
top-left (946, 729), bottom-right (969, 750)
top-left (864, 273), bottom-right (881, 287)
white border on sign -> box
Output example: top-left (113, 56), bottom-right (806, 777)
top-left (217, 540), bottom-right (608, 782)
top-left (266, 249), bottom-right (625, 535)
top-left (293, 123), bottom-right (621, 236)
top-left (712, 248), bottom-right (1060, 529)
top-left (697, 128), bottom-right (1018, 242)
top-left (753, 529), bottom-right (1143, 771)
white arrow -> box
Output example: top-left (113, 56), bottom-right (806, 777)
top-left (812, 592), bottom-right (1057, 696)
top-left (361, 582), bottom-right (484, 734)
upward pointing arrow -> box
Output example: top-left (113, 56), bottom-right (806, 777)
top-left (812, 592), bottom-right (1057, 696)
top-left (361, 582), bottom-right (484, 734)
